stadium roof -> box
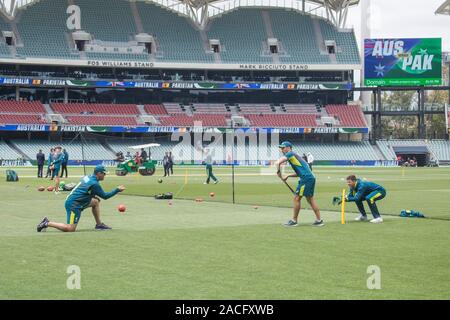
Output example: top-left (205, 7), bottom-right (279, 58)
top-left (0, 0), bottom-right (360, 28)
top-left (436, 0), bottom-right (450, 15)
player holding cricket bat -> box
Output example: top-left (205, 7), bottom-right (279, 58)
top-left (276, 141), bottom-right (324, 227)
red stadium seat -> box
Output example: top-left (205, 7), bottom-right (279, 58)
top-left (159, 114), bottom-right (228, 127)
top-left (65, 116), bottom-right (138, 126)
top-left (0, 101), bottom-right (46, 113)
top-left (51, 103), bottom-right (139, 115)
top-left (325, 105), bottom-right (367, 127)
top-left (246, 114), bottom-right (317, 127)
top-left (144, 104), bottom-right (168, 115)
top-left (0, 114), bottom-right (48, 124)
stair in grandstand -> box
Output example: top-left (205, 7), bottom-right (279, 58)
top-left (100, 140), bottom-right (119, 157)
top-left (5, 139), bottom-right (31, 161)
top-left (260, 10), bottom-right (280, 64)
top-left (372, 143), bottom-right (388, 161)
top-left (137, 105), bottom-right (148, 115)
top-left (312, 18), bottom-right (329, 57)
top-left (0, 140), bottom-right (21, 159)
top-left (43, 104), bottom-right (55, 114)
top-left (129, 0), bottom-right (145, 34)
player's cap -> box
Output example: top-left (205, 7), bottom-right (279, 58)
top-left (94, 165), bottom-right (109, 174)
top-left (278, 141), bottom-right (293, 148)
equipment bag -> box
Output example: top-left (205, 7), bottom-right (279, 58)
top-left (63, 182), bottom-right (77, 191)
top-left (155, 192), bottom-right (173, 200)
top-left (400, 209), bottom-right (426, 218)
top-left (6, 170), bottom-right (19, 182)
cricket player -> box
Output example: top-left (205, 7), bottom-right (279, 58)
top-left (203, 148), bottom-right (218, 185)
top-left (276, 141), bottom-right (323, 227)
top-left (45, 148), bottom-right (54, 178)
top-left (50, 146), bottom-right (64, 194)
top-left (345, 175), bottom-right (386, 223)
top-left (37, 165), bottom-right (125, 232)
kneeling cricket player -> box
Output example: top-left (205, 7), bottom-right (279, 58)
top-left (37, 165), bottom-right (125, 232)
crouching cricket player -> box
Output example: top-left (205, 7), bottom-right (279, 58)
top-left (345, 175), bottom-right (386, 223)
top-left (37, 165), bottom-right (125, 232)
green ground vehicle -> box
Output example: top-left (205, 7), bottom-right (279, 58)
top-left (115, 143), bottom-right (159, 176)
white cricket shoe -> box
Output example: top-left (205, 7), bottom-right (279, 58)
top-left (355, 215), bottom-right (368, 221)
top-left (370, 217), bottom-right (383, 224)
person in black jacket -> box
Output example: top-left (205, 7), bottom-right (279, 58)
top-left (60, 149), bottom-right (69, 178)
top-left (168, 152), bottom-right (174, 174)
top-left (36, 149), bottom-right (45, 178)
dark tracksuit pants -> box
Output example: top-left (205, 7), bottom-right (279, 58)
top-left (45, 165), bottom-right (52, 178)
top-left (60, 163), bottom-right (68, 178)
top-left (355, 189), bottom-right (386, 219)
top-left (205, 164), bottom-right (218, 184)
top-left (37, 165), bottom-right (44, 178)
top-left (164, 163), bottom-right (170, 176)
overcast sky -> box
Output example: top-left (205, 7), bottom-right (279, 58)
top-left (347, 0), bottom-right (449, 52)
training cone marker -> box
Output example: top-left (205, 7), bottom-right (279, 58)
top-left (254, 206), bottom-right (259, 210)
top-left (118, 204), bottom-right (126, 213)
top-left (38, 186), bottom-right (45, 192)
top-left (47, 186), bottom-right (54, 192)
top-left (210, 192), bottom-right (215, 197)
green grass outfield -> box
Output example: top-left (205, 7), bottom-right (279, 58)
top-left (0, 166), bottom-right (449, 299)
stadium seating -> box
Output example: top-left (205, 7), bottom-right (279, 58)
top-left (73, 0), bottom-right (137, 42)
top-left (51, 103), bottom-right (139, 115)
top-left (428, 140), bottom-right (450, 161)
top-left (12, 139), bottom-right (113, 160)
top-left (269, 10), bottom-right (329, 64)
top-left (191, 104), bottom-right (232, 114)
top-left (15, 0), bottom-right (79, 59)
top-left (65, 115), bottom-right (138, 126)
top-left (0, 101), bottom-right (369, 128)
top-left (325, 105), bottom-right (367, 127)
top-left (377, 139), bottom-right (450, 161)
top-left (0, 43), bottom-right (10, 57)
top-left (85, 52), bottom-right (149, 61)
top-left (0, 17), bottom-right (12, 58)
top-left (1, 2), bottom-right (359, 65)
top-left (319, 20), bottom-right (360, 64)
top-left (0, 140), bottom-right (21, 159)
top-left (291, 141), bottom-right (379, 161)
top-left (375, 140), bottom-right (398, 160)
top-left (0, 101), bottom-right (46, 113)
top-left (5, 138), bottom-right (449, 162)
top-left (0, 114), bottom-right (47, 124)
top-left (281, 104), bottom-right (318, 114)
top-left (144, 104), bottom-right (168, 115)
top-left (246, 114), bottom-right (318, 127)
top-left (238, 104), bottom-right (273, 114)
top-left (137, 2), bottom-right (213, 63)
top-left (163, 103), bottom-right (186, 114)
top-left (159, 114), bottom-right (228, 127)
top-left (106, 140), bottom-right (178, 161)
top-left (207, 8), bottom-right (272, 63)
